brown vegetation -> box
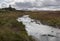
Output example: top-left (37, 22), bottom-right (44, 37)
top-left (0, 10), bottom-right (60, 41)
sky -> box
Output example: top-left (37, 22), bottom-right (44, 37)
top-left (0, 0), bottom-right (60, 10)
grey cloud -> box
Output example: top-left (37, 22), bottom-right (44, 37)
top-left (15, 2), bottom-right (33, 8)
top-left (0, 0), bottom-right (15, 8)
top-left (35, 0), bottom-right (60, 7)
top-left (0, 0), bottom-right (5, 3)
top-left (14, 0), bottom-right (60, 9)
top-left (1, 0), bottom-right (60, 9)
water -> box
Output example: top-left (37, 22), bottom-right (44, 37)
top-left (17, 15), bottom-right (60, 41)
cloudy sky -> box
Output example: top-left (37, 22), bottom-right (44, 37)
top-left (0, 0), bottom-right (60, 10)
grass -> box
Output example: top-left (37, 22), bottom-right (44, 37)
top-left (30, 11), bottom-right (60, 28)
top-left (0, 11), bottom-right (35, 41)
top-left (0, 10), bottom-right (60, 41)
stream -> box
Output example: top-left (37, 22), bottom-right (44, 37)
top-left (17, 15), bottom-right (60, 41)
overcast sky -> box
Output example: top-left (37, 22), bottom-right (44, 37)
top-left (0, 0), bottom-right (60, 10)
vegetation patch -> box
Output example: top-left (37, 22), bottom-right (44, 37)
top-left (0, 8), bottom-right (60, 41)
top-left (0, 11), bottom-right (35, 41)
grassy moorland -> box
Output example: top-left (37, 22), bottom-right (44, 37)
top-left (0, 10), bottom-right (60, 41)
top-left (0, 11), bottom-right (35, 41)
top-left (27, 11), bottom-right (60, 28)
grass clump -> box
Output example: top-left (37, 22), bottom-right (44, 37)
top-left (0, 10), bottom-right (60, 41)
top-left (0, 11), bottom-right (35, 41)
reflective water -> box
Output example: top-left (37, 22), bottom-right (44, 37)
top-left (17, 15), bottom-right (60, 41)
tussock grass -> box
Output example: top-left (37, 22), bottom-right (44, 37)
top-left (0, 11), bottom-right (35, 41)
top-left (0, 10), bottom-right (60, 41)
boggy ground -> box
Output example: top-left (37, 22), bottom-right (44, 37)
top-left (0, 10), bottom-right (60, 41)
top-left (0, 10), bottom-right (35, 41)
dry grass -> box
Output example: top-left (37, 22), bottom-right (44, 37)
top-left (0, 10), bottom-right (60, 41)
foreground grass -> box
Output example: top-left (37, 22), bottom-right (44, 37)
top-left (0, 11), bottom-right (35, 41)
top-left (0, 10), bottom-right (60, 41)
